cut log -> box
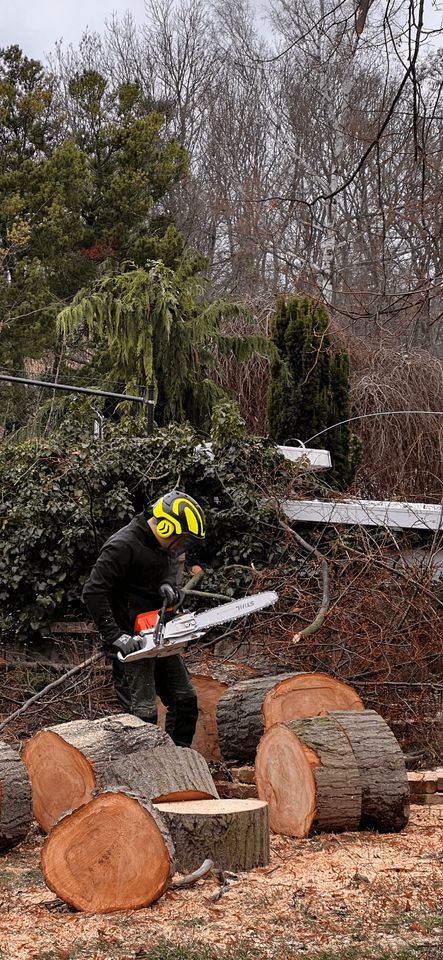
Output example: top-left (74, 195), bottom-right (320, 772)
top-left (93, 745), bottom-right (219, 803)
top-left (0, 741), bottom-right (32, 850)
top-left (21, 713), bottom-right (172, 832)
top-left (330, 710), bottom-right (410, 830)
top-left (41, 790), bottom-right (175, 912)
top-left (255, 717), bottom-right (362, 837)
top-left (217, 672), bottom-right (364, 761)
top-left (153, 798), bottom-right (269, 873)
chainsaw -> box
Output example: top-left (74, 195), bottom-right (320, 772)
top-left (117, 590), bottom-right (278, 661)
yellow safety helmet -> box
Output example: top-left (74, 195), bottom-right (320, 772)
top-left (152, 490), bottom-right (206, 541)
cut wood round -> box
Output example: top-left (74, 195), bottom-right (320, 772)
top-left (217, 672), bottom-right (364, 761)
top-left (21, 713), bottom-right (172, 832)
top-left (255, 717), bottom-right (362, 837)
top-left (153, 798), bottom-right (269, 873)
top-left (330, 710), bottom-right (410, 830)
top-left (93, 745), bottom-right (219, 803)
top-left (0, 741), bottom-right (32, 851)
top-left (41, 790), bottom-right (175, 913)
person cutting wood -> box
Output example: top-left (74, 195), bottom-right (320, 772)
top-left (82, 489), bottom-right (206, 747)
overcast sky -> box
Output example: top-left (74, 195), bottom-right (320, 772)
top-left (1, 0), bottom-right (270, 60)
top-left (1, 0), bottom-right (441, 61)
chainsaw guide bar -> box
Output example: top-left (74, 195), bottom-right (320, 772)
top-left (118, 590), bottom-right (278, 661)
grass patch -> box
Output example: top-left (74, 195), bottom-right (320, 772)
top-left (303, 947), bottom-right (439, 960)
top-left (134, 942), bottom-right (261, 960)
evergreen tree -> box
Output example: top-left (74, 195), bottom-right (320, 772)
top-left (57, 257), bottom-right (272, 432)
top-left (267, 296), bottom-right (359, 489)
top-left (0, 50), bottom-right (191, 433)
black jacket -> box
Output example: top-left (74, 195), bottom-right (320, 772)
top-left (82, 513), bottom-right (178, 645)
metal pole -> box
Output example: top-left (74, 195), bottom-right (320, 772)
top-left (146, 384), bottom-right (155, 435)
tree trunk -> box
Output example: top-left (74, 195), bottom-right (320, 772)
top-left (217, 672), bottom-right (364, 761)
top-left (94, 745), bottom-right (219, 803)
top-left (153, 798), bottom-right (269, 872)
top-left (0, 741), bottom-right (32, 851)
top-left (255, 716), bottom-right (362, 837)
top-left (331, 710), bottom-right (410, 830)
top-left (41, 790), bottom-right (175, 913)
top-left (21, 713), bottom-right (172, 832)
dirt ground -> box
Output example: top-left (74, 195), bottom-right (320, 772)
top-left (0, 805), bottom-right (442, 960)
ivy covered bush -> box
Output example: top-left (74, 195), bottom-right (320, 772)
top-left (0, 420), bottom-right (297, 640)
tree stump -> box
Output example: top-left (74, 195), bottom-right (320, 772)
top-left (21, 713), bottom-right (171, 832)
top-left (41, 790), bottom-right (175, 912)
top-left (330, 710), bottom-right (410, 830)
top-left (255, 717), bottom-right (362, 837)
top-left (0, 741), bottom-right (32, 851)
top-left (93, 745), bottom-right (219, 802)
top-left (217, 672), bottom-right (364, 761)
top-left (153, 798), bottom-right (269, 872)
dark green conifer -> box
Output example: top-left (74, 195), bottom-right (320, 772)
top-left (267, 296), bottom-right (359, 489)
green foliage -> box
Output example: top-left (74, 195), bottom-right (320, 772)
top-left (0, 422), bottom-right (296, 640)
top-left (210, 399), bottom-right (247, 451)
top-left (57, 259), bottom-right (273, 432)
top-left (0, 48), bottom-right (191, 434)
top-left (267, 296), bottom-right (360, 489)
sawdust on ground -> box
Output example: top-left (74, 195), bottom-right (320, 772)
top-left (0, 806), bottom-right (442, 960)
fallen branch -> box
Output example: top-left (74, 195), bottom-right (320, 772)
top-left (171, 858), bottom-right (214, 889)
top-left (279, 520), bottom-right (330, 641)
top-left (0, 653), bottom-right (103, 734)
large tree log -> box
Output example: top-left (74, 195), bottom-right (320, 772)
top-left (41, 790), bottom-right (175, 912)
top-left (255, 717), bottom-right (362, 837)
top-left (93, 745), bottom-right (219, 803)
top-left (0, 741), bottom-right (32, 850)
top-left (153, 798), bottom-right (269, 872)
top-left (21, 713), bottom-right (171, 832)
top-left (330, 710), bottom-right (410, 830)
top-left (217, 672), bottom-right (364, 761)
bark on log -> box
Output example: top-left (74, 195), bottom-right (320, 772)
top-left (330, 710), bottom-right (410, 830)
top-left (93, 745), bottom-right (220, 803)
top-left (21, 713), bottom-right (171, 832)
top-left (153, 798), bottom-right (269, 873)
top-left (41, 790), bottom-right (175, 913)
top-left (0, 741), bottom-right (32, 851)
top-left (217, 672), bottom-right (364, 761)
top-left (255, 717), bottom-right (362, 837)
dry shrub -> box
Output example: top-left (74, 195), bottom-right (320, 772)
top-left (349, 339), bottom-right (443, 500)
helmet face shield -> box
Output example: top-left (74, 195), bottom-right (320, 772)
top-left (152, 490), bottom-right (205, 543)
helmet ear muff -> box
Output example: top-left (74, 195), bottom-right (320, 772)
top-left (156, 517), bottom-right (176, 538)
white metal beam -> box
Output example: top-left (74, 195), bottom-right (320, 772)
top-left (282, 499), bottom-right (443, 531)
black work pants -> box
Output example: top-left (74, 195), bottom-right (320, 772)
top-left (110, 652), bottom-right (198, 748)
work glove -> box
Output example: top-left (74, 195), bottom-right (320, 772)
top-left (159, 582), bottom-right (181, 607)
top-left (112, 633), bottom-right (145, 657)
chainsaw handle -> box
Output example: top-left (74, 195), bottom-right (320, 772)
top-left (152, 597), bottom-right (169, 646)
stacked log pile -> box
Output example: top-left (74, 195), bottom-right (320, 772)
top-left (15, 713), bottom-right (270, 912)
top-left (0, 669), bottom-right (415, 912)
